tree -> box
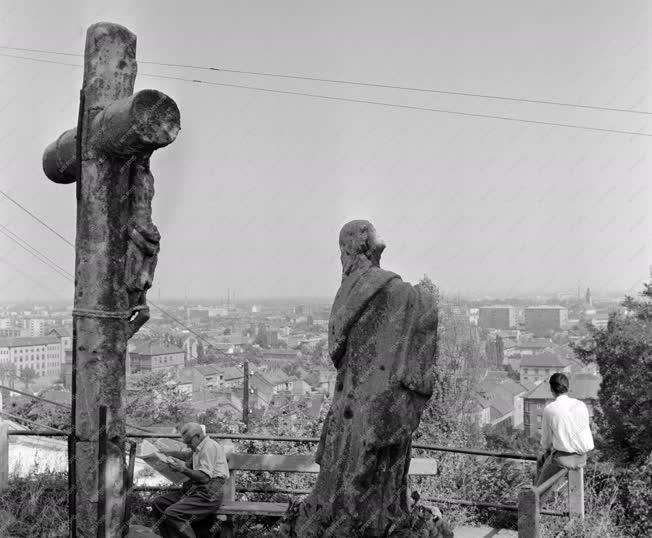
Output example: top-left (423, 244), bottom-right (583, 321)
top-left (125, 371), bottom-right (194, 427)
top-left (0, 362), bottom-right (16, 388)
top-left (415, 275), bottom-right (485, 446)
top-left (483, 421), bottom-right (539, 454)
top-left (574, 281), bottom-right (652, 465)
top-left (198, 406), bottom-right (244, 435)
top-left (309, 340), bottom-right (327, 365)
top-left (18, 367), bottom-right (38, 392)
top-left (11, 398), bottom-right (70, 430)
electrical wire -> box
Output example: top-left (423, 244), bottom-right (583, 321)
top-left (0, 189), bottom-right (74, 246)
top-left (0, 44), bottom-right (649, 115)
top-left (0, 408), bottom-right (68, 433)
top-left (0, 384), bottom-right (155, 433)
top-left (1, 215), bottom-right (304, 408)
top-left (0, 52), bottom-right (649, 138)
top-left (0, 223), bottom-right (73, 280)
top-left (0, 212), bottom-right (240, 359)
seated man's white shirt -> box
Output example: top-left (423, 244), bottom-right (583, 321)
top-left (540, 394), bottom-right (594, 454)
top-left (192, 436), bottom-right (230, 480)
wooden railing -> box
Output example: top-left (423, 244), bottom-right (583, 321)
top-left (518, 467), bottom-right (584, 537)
top-left (0, 423), bottom-right (583, 536)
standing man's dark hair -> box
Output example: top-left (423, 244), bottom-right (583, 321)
top-left (549, 372), bottom-right (569, 396)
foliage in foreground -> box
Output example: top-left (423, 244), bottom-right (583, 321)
top-left (573, 282), bottom-right (652, 466)
top-left (0, 469), bottom-right (68, 538)
top-left (4, 445), bottom-right (649, 537)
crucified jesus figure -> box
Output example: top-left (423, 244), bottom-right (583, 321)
top-left (125, 153), bottom-right (160, 337)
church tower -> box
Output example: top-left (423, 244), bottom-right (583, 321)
top-left (585, 287), bottom-right (592, 307)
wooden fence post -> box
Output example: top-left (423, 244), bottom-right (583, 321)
top-left (221, 468), bottom-right (237, 538)
top-left (518, 486), bottom-right (540, 538)
top-left (567, 468), bottom-right (585, 520)
top-left (0, 422), bottom-right (8, 493)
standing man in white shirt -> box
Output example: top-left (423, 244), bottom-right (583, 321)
top-left (151, 422), bottom-right (230, 538)
top-left (536, 373), bottom-right (594, 487)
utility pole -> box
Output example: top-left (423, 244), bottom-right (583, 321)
top-left (242, 358), bottom-right (249, 431)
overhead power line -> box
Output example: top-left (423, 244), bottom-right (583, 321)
top-left (4, 196), bottom-right (307, 406)
top-left (0, 223), bottom-right (73, 280)
top-left (0, 52), bottom-right (649, 138)
top-left (0, 201), bottom-right (263, 417)
top-left (0, 209), bottom-right (236, 355)
top-left (0, 44), bottom-right (649, 116)
top-left (0, 256), bottom-right (69, 300)
top-left (0, 384), bottom-right (154, 433)
top-left (0, 189), bottom-right (74, 247)
top-left (0, 408), bottom-right (67, 433)
top-left (148, 302), bottom-right (234, 355)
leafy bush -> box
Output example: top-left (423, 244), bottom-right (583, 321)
top-left (574, 282), bottom-right (652, 465)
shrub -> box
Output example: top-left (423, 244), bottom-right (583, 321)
top-left (0, 470), bottom-right (68, 537)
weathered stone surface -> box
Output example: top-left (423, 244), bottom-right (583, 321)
top-left (42, 89), bottom-right (180, 183)
top-left (42, 21), bottom-right (180, 537)
top-left (282, 220), bottom-right (439, 537)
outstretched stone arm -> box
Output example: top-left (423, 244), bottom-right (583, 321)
top-left (42, 88), bottom-right (180, 183)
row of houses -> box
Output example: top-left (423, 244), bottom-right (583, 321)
top-left (469, 364), bottom-right (600, 439)
top-left (168, 362), bottom-right (335, 408)
top-left (471, 373), bottom-right (528, 428)
top-left (126, 338), bottom-right (305, 375)
top-left (0, 328), bottom-right (73, 381)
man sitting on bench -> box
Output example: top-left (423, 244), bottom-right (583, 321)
top-left (152, 422), bottom-right (229, 538)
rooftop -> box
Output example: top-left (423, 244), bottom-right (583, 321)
top-left (520, 352), bottom-right (569, 368)
top-left (480, 377), bottom-right (528, 398)
top-left (525, 373), bottom-right (601, 401)
top-left (488, 394), bottom-right (514, 418)
top-left (515, 339), bottom-right (554, 349)
top-left (262, 349), bottom-right (299, 356)
top-left (176, 368), bottom-right (195, 384)
top-left (131, 341), bottom-right (184, 356)
top-left (222, 366), bottom-right (244, 380)
top-left (261, 369), bottom-right (292, 386)
top-left (0, 336), bottom-right (60, 348)
top-left (192, 364), bottom-right (219, 376)
top-left (525, 305), bottom-right (567, 310)
top-left (47, 327), bottom-right (72, 337)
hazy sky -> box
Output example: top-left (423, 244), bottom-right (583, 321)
top-left (0, 1), bottom-right (650, 302)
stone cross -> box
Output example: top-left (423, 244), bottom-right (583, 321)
top-left (42, 22), bottom-right (180, 537)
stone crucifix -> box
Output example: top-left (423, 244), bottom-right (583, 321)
top-left (42, 22), bottom-right (180, 537)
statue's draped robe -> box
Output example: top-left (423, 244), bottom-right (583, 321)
top-left (293, 266), bottom-right (438, 537)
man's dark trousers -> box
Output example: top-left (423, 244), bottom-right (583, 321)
top-left (152, 478), bottom-right (225, 538)
top-left (535, 449), bottom-right (587, 498)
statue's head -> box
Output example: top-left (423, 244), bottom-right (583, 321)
top-left (339, 220), bottom-right (386, 276)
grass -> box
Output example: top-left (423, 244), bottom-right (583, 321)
top-left (0, 469), bottom-right (68, 537)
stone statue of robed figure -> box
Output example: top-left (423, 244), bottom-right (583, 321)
top-left (284, 220), bottom-right (440, 537)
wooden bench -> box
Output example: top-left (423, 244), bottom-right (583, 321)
top-left (215, 453), bottom-right (438, 535)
